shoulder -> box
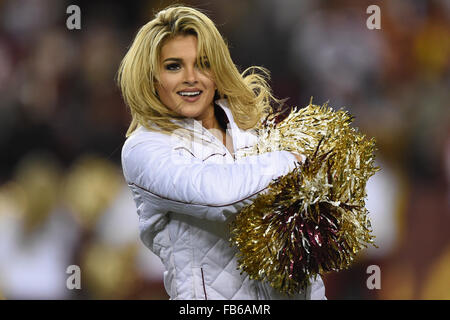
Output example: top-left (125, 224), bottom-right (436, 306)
top-left (122, 126), bottom-right (167, 153)
top-left (121, 126), bottom-right (171, 175)
top-left (121, 124), bottom-right (195, 174)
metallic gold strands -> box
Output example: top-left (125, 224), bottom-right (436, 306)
top-left (230, 102), bottom-right (380, 295)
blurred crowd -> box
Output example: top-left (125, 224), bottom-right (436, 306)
top-left (0, 0), bottom-right (449, 299)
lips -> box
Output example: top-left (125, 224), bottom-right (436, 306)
top-left (177, 91), bottom-right (201, 97)
top-left (177, 88), bottom-right (203, 102)
top-left (177, 89), bottom-right (202, 97)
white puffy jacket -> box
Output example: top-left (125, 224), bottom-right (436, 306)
top-left (121, 99), bottom-right (326, 300)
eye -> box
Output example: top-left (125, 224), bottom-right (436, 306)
top-left (165, 63), bottom-right (180, 71)
top-left (200, 58), bottom-right (210, 69)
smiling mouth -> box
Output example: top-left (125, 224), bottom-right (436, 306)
top-left (177, 91), bottom-right (202, 97)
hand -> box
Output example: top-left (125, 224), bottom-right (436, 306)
top-left (290, 152), bottom-right (306, 163)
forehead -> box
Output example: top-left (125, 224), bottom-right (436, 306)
top-left (160, 34), bottom-right (198, 60)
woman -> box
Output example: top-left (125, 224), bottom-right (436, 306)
top-left (118, 5), bottom-right (326, 300)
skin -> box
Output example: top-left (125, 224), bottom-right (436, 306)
top-left (155, 34), bottom-right (302, 162)
top-left (156, 34), bottom-right (230, 144)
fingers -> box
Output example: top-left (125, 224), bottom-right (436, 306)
top-left (290, 152), bottom-right (306, 163)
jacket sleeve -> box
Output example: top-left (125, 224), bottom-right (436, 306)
top-left (121, 132), bottom-right (300, 220)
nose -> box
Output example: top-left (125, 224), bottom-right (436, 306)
top-left (183, 66), bottom-right (198, 85)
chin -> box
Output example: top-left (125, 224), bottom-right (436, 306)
top-left (178, 102), bottom-right (211, 119)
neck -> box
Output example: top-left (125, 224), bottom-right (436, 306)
top-left (195, 104), bottom-right (222, 131)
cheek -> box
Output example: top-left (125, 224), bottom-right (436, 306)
top-left (155, 82), bottom-right (176, 111)
top-left (201, 74), bottom-right (216, 91)
top-left (203, 71), bottom-right (215, 86)
top-left (157, 72), bottom-right (179, 91)
top-left (156, 76), bottom-right (176, 99)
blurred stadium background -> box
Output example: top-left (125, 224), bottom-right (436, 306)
top-left (0, 0), bottom-right (449, 300)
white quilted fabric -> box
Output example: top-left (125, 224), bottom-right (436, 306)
top-left (121, 100), bottom-right (326, 300)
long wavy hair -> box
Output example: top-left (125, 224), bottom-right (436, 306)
top-left (117, 5), bottom-right (281, 137)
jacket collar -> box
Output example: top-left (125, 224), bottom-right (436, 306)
top-left (167, 99), bottom-right (258, 155)
top-left (215, 99), bottom-right (258, 153)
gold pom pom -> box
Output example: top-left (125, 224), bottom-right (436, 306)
top-left (230, 102), bottom-right (380, 295)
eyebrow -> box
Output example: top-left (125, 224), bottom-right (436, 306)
top-left (163, 58), bottom-right (182, 63)
top-left (162, 56), bottom-right (209, 63)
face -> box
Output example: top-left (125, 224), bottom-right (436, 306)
top-left (156, 34), bottom-right (216, 121)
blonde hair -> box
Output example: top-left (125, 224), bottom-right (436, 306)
top-left (117, 5), bottom-right (281, 137)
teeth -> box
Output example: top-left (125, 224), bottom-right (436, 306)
top-left (178, 91), bottom-right (201, 96)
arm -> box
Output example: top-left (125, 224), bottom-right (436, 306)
top-left (122, 132), bottom-right (300, 218)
